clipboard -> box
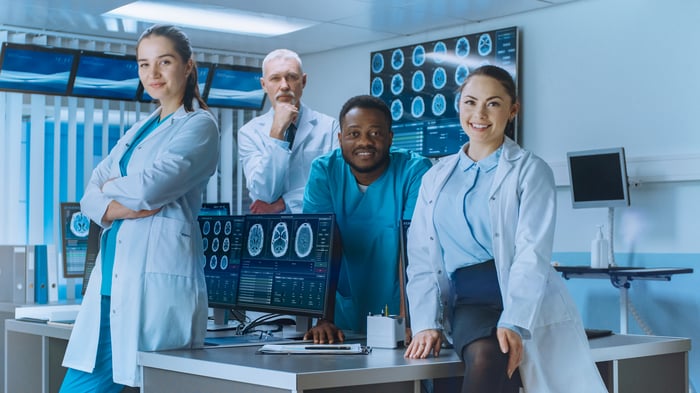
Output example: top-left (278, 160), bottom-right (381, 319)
top-left (258, 343), bottom-right (371, 355)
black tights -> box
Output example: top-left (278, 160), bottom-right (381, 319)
top-left (459, 336), bottom-right (520, 393)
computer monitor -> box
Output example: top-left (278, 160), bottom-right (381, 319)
top-left (0, 42), bottom-right (77, 96)
top-left (199, 202), bottom-right (230, 216)
top-left (81, 220), bottom-right (102, 296)
top-left (237, 214), bottom-right (341, 319)
top-left (198, 215), bottom-right (246, 327)
top-left (567, 147), bottom-right (630, 209)
top-left (204, 64), bottom-right (266, 110)
top-left (59, 202), bottom-right (90, 278)
top-left (70, 50), bottom-right (139, 100)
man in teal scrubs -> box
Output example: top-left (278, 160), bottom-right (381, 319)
top-left (303, 95), bottom-right (431, 343)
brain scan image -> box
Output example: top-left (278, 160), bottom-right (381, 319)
top-left (432, 94), bottom-right (447, 116)
top-left (412, 96), bottom-right (425, 118)
top-left (211, 237), bottom-right (220, 253)
top-left (412, 45), bottom-right (426, 66)
top-left (391, 49), bottom-right (404, 70)
top-left (224, 221), bottom-right (231, 236)
top-left (456, 37), bottom-right (470, 57)
top-left (247, 223), bottom-right (264, 257)
top-left (295, 222), bottom-right (314, 258)
top-left (372, 53), bottom-right (384, 73)
top-left (371, 77), bottom-right (384, 97)
top-left (213, 221), bottom-right (221, 235)
top-left (455, 64), bottom-right (469, 86)
top-left (478, 33), bottom-right (493, 56)
top-left (270, 222), bottom-right (289, 258)
top-left (391, 73), bottom-right (404, 95)
top-left (209, 255), bottom-right (218, 270)
top-left (433, 41), bottom-right (447, 63)
top-left (202, 237), bottom-right (209, 252)
top-left (201, 254), bottom-right (206, 268)
top-left (390, 99), bottom-right (404, 121)
top-left (201, 221), bottom-right (210, 235)
top-left (412, 70), bottom-right (425, 92)
top-left (432, 67), bottom-right (447, 90)
top-left (222, 237), bottom-right (230, 253)
top-left (69, 212), bottom-right (90, 238)
top-left (454, 92), bottom-right (461, 112)
top-left (220, 256), bottom-right (228, 270)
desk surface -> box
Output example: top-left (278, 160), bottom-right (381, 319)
top-left (555, 266), bottom-right (693, 279)
top-left (138, 334), bottom-right (690, 392)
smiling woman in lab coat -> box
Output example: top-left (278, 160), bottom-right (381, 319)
top-left (59, 25), bottom-right (219, 392)
top-left (404, 66), bottom-right (606, 393)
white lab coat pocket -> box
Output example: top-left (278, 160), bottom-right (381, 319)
top-left (146, 216), bottom-right (194, 277)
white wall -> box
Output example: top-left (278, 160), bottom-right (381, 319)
top-left (301, 0), bottom-right (700, 255)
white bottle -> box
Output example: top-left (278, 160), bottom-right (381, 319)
top-left (590, 225), bottom-right (609, 268)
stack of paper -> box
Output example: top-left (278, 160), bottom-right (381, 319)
top-left (15, 304), bottom-right (81, 324)
top-left (258, 343), bottom-right (370, 355)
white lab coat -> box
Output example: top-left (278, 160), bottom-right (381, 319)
top-left (62, 104), bottom-right (219, 387)
top-left (406, 138), bottom-right (607, 392)
top-left (238, 103), bottom-right (339, 213)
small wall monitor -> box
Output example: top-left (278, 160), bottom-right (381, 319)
top-left (139, 61), bottom-right (212, 103)
top-left (199, 202), bottom-right (230, 216)
top-left (0, 42), bottom-right (77, 95)
top-left (70, 50), bottom-right (139, 100)
top-left (198, 215), bottom-right (246, 309)
top-left (369, 26), bottom-right (519, 157)
top-left (237, 214), bottom-right (341, 319)
top-left (204, 64), bottom-right (266, 110)
top-left (60, 202), bottom-right (90, 278)
top-left (567, 147), bottom-right (630, 209)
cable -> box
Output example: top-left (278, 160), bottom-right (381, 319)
top-left (607, 207), bottom-right (616, 266)
top-left (627, 297), bottom-right (653, 335)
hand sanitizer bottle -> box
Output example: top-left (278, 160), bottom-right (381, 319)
top-left (590, 225), bottom-right (609, 268)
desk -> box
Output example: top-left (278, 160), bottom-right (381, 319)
top-left (0, 302), bottom-right (18, 393)
top-left (139, 334), bottom-right (690, 393)
top-left (555, 266), bottom-right (693, 333)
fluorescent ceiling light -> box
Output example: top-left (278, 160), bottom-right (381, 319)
top-left (104, 1), bottom-right (315, 37)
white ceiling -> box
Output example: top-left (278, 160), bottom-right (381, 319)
top-left (0, 0), bottom-right (575, 56)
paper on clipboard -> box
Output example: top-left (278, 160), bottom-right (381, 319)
top-left (258, 343), bottom-right (371, 355)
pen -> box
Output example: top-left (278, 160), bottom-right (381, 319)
top-left (305, 345), bottom-right (352, 350)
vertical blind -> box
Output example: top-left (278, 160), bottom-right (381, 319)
top-left (0, 28), bottom-right (261, 248)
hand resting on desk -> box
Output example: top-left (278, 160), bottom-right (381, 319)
top-left (304, 319), bottom-right (346, 344)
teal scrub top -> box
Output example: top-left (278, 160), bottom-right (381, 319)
top-left (303, 147), bottom-right (431, 332)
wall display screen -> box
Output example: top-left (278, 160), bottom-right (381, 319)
top-left (140, 62), bottom-right (211, 102)
top-left (199, 202), bottom-right (230, 216)
top-left (71, 51), bottom-right (140, 100)
top-left (369, 26), bottom-right (519, 157)
top-left (60, 202), bottom-right (90, 278)
top-left (204, 64), bottom-right (266, 110)
top-left (237, 214), bottom-right (341, 318)
top-left (567, 147), bottom-right (630, 209)
top-left (198, 215), bottom-right (246, 308)
top-left (0, 43), bottom-right (76, 95)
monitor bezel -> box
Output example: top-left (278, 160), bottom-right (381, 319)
top-left (69, 50), bottom-right (140, 101)
top-left (0, 42), bottom-right (78, 96)
top-left (203, 63), bottom-right (266, 110)
top-left (567, 147), bottom-right (631, 209)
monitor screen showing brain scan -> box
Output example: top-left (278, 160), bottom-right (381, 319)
top-left (370, 26), bottom-right (519, 157)
top-left (238, 214), bottom-right (341, 318)
top-left (198, 215), bottom-right (246, 308)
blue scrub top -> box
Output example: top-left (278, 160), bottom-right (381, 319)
top-left (303, 147), bottom-right (431, 332)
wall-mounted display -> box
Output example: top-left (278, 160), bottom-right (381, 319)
top-left (204, 64), bottom-right (266, 110)
top-left (0, 42), bottom-right (77, 96)
top-left (70, 50), bottom-right (140, 100)
top-left (370, 26), bottom-right (519, 157)
top-left (60, 202), bottom-right (90, 278)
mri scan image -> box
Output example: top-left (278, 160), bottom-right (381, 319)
top-left (391, 73), bottom-right (404, 95)
top-left (247, 223), bottom-right (264, 257)
top-left (220, 255), bottom-right (228, 270)
top-left (412, 70), bottom-right (425, 92)
top-left (432, 67), bottom-right (447, 90)
top-left (412, 96), bottom-right (425, 118)
top-left (224, 220), bottom-right (232, 236)
top-left (372, 52), bottom-right (384, 73)
top-left (222, 237), bottom-right (230, 253)
top-left (213, 220), bottom-right (221, 235)
top-left (69, 211), bottom-right (90, 237)
top-left (371, 77), bottom-right (384, 97)
top-left (209, 255), bottom-right (218, 270)
top-left (478, 33), bottom-right (493, 56)
top-left (270, 222), bottom-right (289, 258)
top-left (391, 49), bottom-right (404, 70)
top-left (211, 237), bottom-right (219, 253)
top-left (455, 64), bottom-right (469, 86)
top-left (295, 222), bottom-right (313, 258)
top-left (456, 37), bottom-right (470, 57)
top-left (201, 221), bottom-right (210, 235)
top-left (391, 99), bottom-right (404, 121)
top-left (432, 94), bottom-right (447, 116)
top-left (432, 41), bottom-right (447, 63)
top-left (412, 45), bottom-right (426, 66)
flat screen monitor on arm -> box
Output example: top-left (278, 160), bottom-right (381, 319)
top-left (567, 147), bottom-right (630, 209)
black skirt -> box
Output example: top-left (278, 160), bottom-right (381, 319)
top-left (449, 259), bottom-right (503, 359)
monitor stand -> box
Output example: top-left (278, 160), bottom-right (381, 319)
top-left (207, 308), bottom-right (238, 331)
top-left (283, 316), bottom-right (312, 339)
